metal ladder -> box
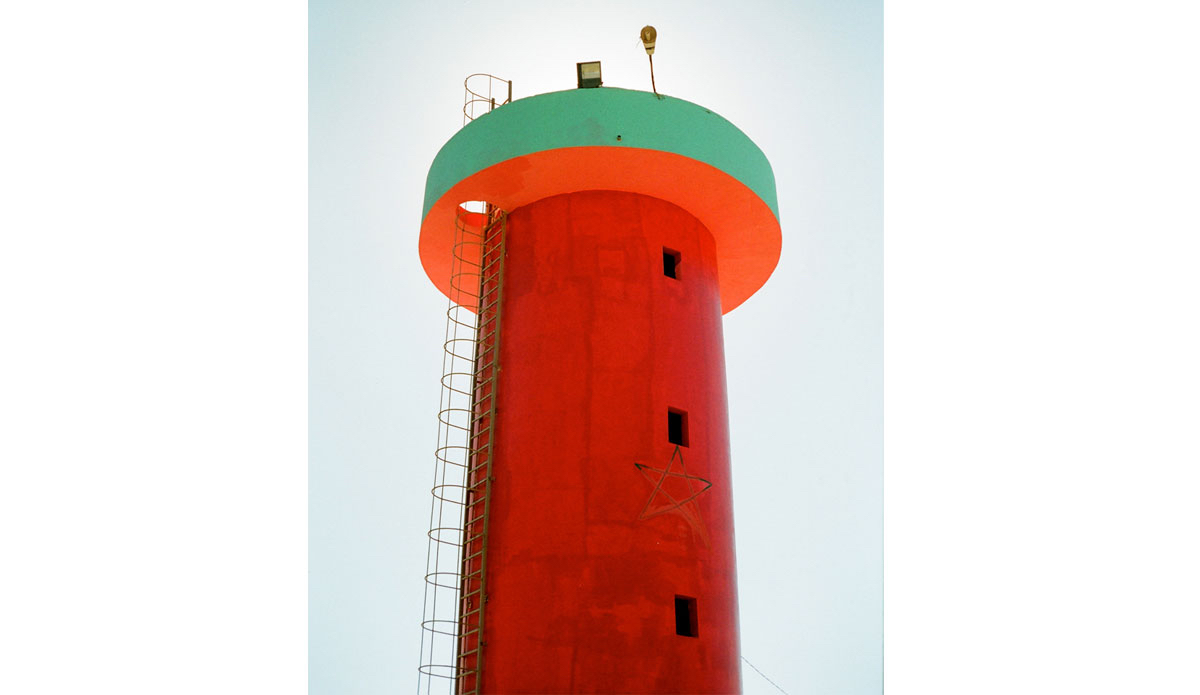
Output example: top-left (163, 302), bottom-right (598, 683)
top-left (418, 203), bottom-right (506, 695)
top-left (455, 204), bottom-right (505, 695)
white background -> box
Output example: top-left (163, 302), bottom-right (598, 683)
top-left (1, 1), bottom-right (1197, 694)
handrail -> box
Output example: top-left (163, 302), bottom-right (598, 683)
top-left (462, 73), bottom-right (512, 126)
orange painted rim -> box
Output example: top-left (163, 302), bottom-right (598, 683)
top-left (419, 146), bottom-right (781, 314)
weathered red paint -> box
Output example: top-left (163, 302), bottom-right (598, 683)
top-left (479, 190), bottom-right (741, 694)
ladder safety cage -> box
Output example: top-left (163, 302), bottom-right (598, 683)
top-left (418, 200), bottom-right (507, 695)
top-left (462, 73), bottom-right (513, 126)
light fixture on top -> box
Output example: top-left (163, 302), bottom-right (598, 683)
top-left (576, 61), bottom-right (602, 89)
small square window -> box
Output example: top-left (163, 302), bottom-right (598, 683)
top-left (667, 409), bottom-right (688, 447)
top-left (663, 248), bottom-right (681, 279)
top-left (675, 595), bottom-right (698, 637)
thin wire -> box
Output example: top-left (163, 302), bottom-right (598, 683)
top-left (741, 655), bottom-right (790, 695)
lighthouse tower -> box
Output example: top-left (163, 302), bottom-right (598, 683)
top-left (417, 76), bottom-right (781, 695)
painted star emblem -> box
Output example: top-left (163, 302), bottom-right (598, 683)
top-left (634, 445), bottom-right (712, 545)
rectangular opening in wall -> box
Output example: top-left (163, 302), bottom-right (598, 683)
top-left (663, 248), bottom-right (680, 279)
top-left (667, 408), bottom-right (689, 447)
top-left (675, 595), bottom-right (698, 637)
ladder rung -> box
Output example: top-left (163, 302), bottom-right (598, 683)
top-left (459, 607), bottom-right (482, 620)
top-left (466, 470), bottom-right (490, 483)
top-left (480, 254), bottom-right (503, 273)
top-left (477, 295), bottom-right (501, 313)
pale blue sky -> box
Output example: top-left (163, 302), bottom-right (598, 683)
top-left (310, 1), bottom-right (881, 693)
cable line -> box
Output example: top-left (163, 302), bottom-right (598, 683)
top-left (741, 655), bottom-right (790, 695)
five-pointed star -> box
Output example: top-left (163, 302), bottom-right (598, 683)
top-left (633, 445), bottom-right (712, 545)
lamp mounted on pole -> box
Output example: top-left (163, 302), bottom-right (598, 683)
top-left (640, 25), bottom-right (660, 98)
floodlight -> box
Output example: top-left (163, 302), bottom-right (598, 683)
top-left (576, 61), bottom-right (602, 89)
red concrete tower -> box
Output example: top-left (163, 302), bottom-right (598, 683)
top-left (418, 82), bottom-right (780, 695)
